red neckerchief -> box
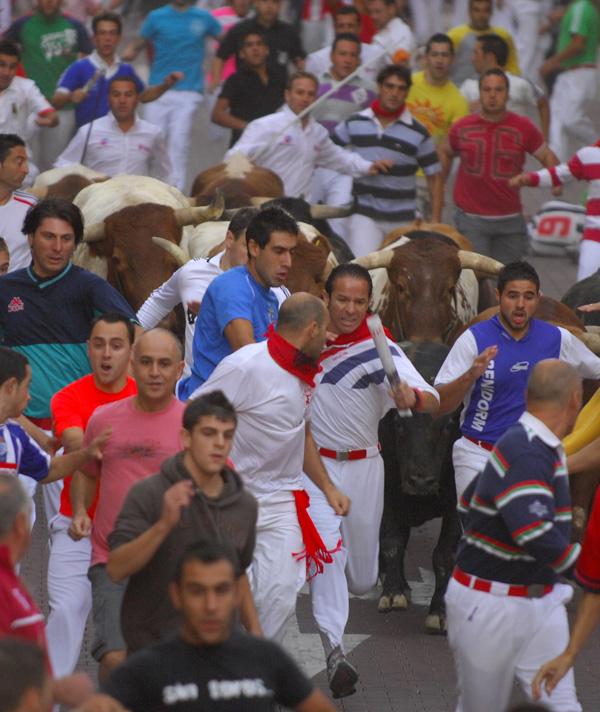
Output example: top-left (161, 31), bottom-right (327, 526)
top-left (371, 98), bottom-right (405, 120)
top-left (266, 325), bottom-right (322, 387)
top-left (320, 316), bottom-right (394, 362)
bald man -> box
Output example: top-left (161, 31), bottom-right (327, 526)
top-left (445, 359), bottom-right (583, 712)
top-left (192, 293), bottom-right (351, 642)
top-left (71, 328), bottom-right (185, 682)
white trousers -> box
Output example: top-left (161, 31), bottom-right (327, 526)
top-left (550, 68), bottom-right (598, 162)
top-left (248, 491), bottom-right (306, 643)
top-left (143, 90), bottom-right (203, 191)
top-left (506, 0), bottom-right (547, 83)
top-left (310, 167), bottom-right (353, 246)
top-left (577, 239), bottom-right (600, 281)
top-left (46, 513), bottom-right (92, 677)
top-left (452, 437), bottom-right (490, 501)
top-left (446, 578), bottom-right (581, 712)
top-left (306, 455), bottom-right (384, 654)
top-left (408, 0), bottom-right (444, 44)
top-left (346, 214), bottom-right (398, 257)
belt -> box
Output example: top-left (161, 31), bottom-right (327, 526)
top-left (453, 567), bottom-right (553, 599)
top-left (464, 434), bottom-right (494, 451)
top-left (319, 444), bottom-right (380, 461)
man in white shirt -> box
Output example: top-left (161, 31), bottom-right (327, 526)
top-left (368, 0), bottom-right (416, 64)
top-left (226, 72), bottom-right (392, 199)
top-left (305, 6), bottom-right (384, 83)
top-left (137, 207), bottom-right (289, 374)
top-left (307, 263), bottom-right (439, 698)
top-left (55, 76), bottom-right (172, 183)
top-left (460, 33), bottom-right (549, 138)
top-left (0, 39), bottom-right (58, 184)
top-left (0, 134), bottom-right (37, 272)
top-left (192, 293), bottom-right (351, 643)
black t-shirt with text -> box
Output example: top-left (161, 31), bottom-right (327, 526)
top-left (102, 632), bottom-right (313, 711)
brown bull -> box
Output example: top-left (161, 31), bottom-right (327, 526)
top-left (30, 174), bottom-right (106, 202)
top-left (79, 197), bottom-right (223, 311)
top-left (354, 237), bottom-right (503, 344)
top-left (191, 154), bottom-right (284, 208)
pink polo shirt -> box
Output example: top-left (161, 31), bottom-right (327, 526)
top-left (84, 395), bottom-right (185, 567)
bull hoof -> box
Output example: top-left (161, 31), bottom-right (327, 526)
top-left (424, 613), bottom-right (447, 635)
top-left (391, 593), bottom-right (409, 610)
top-left (378, 595), bottom-right (392, 613)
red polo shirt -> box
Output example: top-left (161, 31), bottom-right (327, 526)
top-left (0, 545), bottom-right (50, 670)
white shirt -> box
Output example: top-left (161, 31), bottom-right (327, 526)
top-left (0, 76), bottom-right (53, 141)
top-left (226, 104), bottom-right (373, 198)
top-left (305, 42), bottom-right (385, 84)
top-left (137, 252), bottom-right (222, 374)
top-left (192, 340), bottom-right (311, 498)
top-left (460, 72), bottom-right (543, 116)
top-left (0, 191), bottom-right (37, 271)
top-left (372, 17), bottom-right (416, 62)
top-left (312, 335), bottom-right (438, 450)
top-left (54, 113), bottom-right (173, 183)
top-left (136, 250), bottom-right (290, 374)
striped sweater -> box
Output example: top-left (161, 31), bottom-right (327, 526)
top-left (527, 143), bottom-right (600, 243)
top-left (457, 411), bottom-right (580, 586)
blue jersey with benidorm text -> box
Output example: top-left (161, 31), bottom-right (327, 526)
top-left (461, 316), bottom-right (562, 443)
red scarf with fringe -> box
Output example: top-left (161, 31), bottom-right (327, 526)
top-left (266, 325), bottom-right (322, 387)
top-left (292, 490), bottom-right (342, 580)
top-left (371, 99), bottom-right (405, 120)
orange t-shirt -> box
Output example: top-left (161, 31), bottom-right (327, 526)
top-left (51, 374), bottom-right (138, 519)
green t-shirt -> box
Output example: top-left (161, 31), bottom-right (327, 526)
top-left (558, 0), bottom-right (600, 68)
top-left (5, 12), bottom-right (92, 99)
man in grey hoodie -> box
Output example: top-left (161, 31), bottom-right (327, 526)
top-left (106, 390), bottom-right (259, 653)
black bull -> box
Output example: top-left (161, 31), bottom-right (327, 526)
top-left (378, 341), bottom-right (462, 633)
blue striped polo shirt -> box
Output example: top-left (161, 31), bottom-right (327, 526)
top-left (332, 106), bottom-right (440, 221)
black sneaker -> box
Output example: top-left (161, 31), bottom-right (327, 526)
top-left (326, 646), bottom-right (358, 699)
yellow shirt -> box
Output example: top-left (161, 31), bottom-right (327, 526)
top-left (407, 71), bottom-right (469, 143)
top-left (448, 24), bottom-right (521, 85)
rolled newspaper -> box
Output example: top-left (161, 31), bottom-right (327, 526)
top-left (366, 314), bottom-right (412, 417)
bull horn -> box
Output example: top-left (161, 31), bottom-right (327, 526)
top-left (174, 191), bottom-right (224, 226)
top-left (578, 331), bottom-right (600, 355)
top-left (222, 208), bottom-right (242, 220)
top-left (152, 236), bottom-right (190, 266)
top-left (27, 184), bottom-right (48, 199)
top-left (351, 249), bottom-right (395, 270)
top-left (457, 250), bottom-right (504, 275)
top-left (83, 221), bottom-right (106, 242)
top-left (309, 202), bottom-right (354, 219)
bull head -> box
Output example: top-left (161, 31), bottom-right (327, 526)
top-left (82, 192), bottom-right (225, 243)
top-left (352, 248), bottom-right (504, 277)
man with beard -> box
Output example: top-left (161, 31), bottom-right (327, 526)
top-left (306, 264), bottom-right (439, 698)
top-left (191, 293), bottom-right (350, 644)
top-left (434, 261), bottom-right (600, 501)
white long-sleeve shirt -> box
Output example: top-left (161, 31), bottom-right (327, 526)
top-left (54, 113), bottom-right (172, 183)
top-left (192, 340), bottom-right (311, 498)
top-left (0, 76), bottom-right (53, 141)
top-left (225, 104), bottom-right (373, 198)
